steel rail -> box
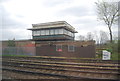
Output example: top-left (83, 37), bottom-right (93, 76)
top-left (3, 61), bottom-right (119, 72)
top-left (2, 59), bottom-right (119, 67)
top-left (3, 63), bottom-right (119, 75)
top-left (2, 67), bottom-right (89, 79)
top-left (2, 56), bottom-right (119, 64)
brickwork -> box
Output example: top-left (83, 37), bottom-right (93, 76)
top-left (36, 41), bottom-right (96, 58)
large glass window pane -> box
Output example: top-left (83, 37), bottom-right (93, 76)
top-left (50, 29), bottom-right (54, 35)
top-left (46, 30), bottom-right (49, 35)
top-left (59, 29), bottom-right (63, 34)
top-left (72, 33), bottom-right (75, 37)
top-left (33, 31), bottom-right (39, 36)
top-left (68, 31), bottom-right (71, 36)
top-left (69, 32), bottom-right (72, 36)
top-left (55, 29), bottom-right (59, 35)
top-left (71, 33), bottom-right (73, 37)
top-left (41, 30), bottom-right (45, 35)
top-left (39, 30), bottom-right (41, 35)
top-left (68, 45), bottom-right (75, 52)
top-left (64, 29), bottom-right (68, 35)
top-left (37, 31), bottom-right (40, 35)
top-left (32, 31), bottom-right (35, 36)
top-left (56, 45), bottom-right (62, 52)
top-left (70, 32), bottom-right (73, 37)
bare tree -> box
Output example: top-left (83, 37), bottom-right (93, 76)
top-left (78, 35), bottom-right (85, 41)
top-left (93, 31), bottom-right (100, 44)
top-left (99, 30), bottom-right (109, 44)
top-left (86, 32), bottom-right (94, 41)
top-left (95, 1), bottom-right (119, 43)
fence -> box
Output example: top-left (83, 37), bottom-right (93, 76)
top-left (2, 47), bottom-right (36, 56)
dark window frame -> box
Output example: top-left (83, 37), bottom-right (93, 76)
top-left (68, 45), bottom-right (75, 52)
top-left (56, 45), bottom-right (62, 52)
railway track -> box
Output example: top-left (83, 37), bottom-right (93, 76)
top-left (3, 60), bottom-right (119, 71)
top-left (2, 56), bottom-right (119, 64)
top-left (2, 56), bottom-right (120, 80)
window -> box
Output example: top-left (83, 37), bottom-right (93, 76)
top-left (41, 30), bottom-right (45, 35)
top-left (33, 31), bottom-right (40, 36)
top-left (64, 29), bottom-right (69, 35)
top-left (50, 29), bottom-right (55, 35)
top-left (70, 32), bottom-right (73, 37)
top-left (37, 31), bottom-right (40, 35)
top-left (56, 45), bottom-right (62, 52)
top-left (58, 29), bottom-right (63, 34)
top-left (68, 31), bottom-right (71, 36)
top-left (32, 31), bottom-right (36, 36)
top-left (68, 45), bottom-right (75, 52)
top-left (55, 29), bottom-right (59, 35)
top-left (46, 30), bottom-right (49, 35)
top-left (39, 30), bottom-right (41, 35)
top-left (72, 33), bottom-right (75, 37)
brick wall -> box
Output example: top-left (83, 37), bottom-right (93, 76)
top-left (36, 41), bottom-right (96, 58)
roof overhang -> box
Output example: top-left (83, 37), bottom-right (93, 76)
top-left (27, 21), bottom-right (78, 33)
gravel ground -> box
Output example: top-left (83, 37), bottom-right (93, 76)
top-left (3, 65), bottom-right (118, 79)
top-left (2, 57), bottom-right (119, 80)
top-left (2, 70), bottom-right (62, 79)
top-left (3, 58), bottom-right (119, 66)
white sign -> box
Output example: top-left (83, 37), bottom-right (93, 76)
top-left (102, 50), bottom-right (111, 60)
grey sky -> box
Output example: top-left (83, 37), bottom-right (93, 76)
top-left (0, 0), bottom-right (118, 40)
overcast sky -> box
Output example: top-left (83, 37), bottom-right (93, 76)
top-left (0, 0), bottom-right (118, 40)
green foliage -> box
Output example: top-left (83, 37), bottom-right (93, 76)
top-left (96, 40), bottom-right (119, 60)
top-left (106, 41), bottom-right (118, 53)
top-left (97, 53), bottom-right (102, 59)
top-left (2, 54), bottom-right (29, 57)
top-left (111, 53), bottom-right (119, 60)
top-left (106, 41), bottom-right (119, 60)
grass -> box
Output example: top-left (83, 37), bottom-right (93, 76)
top-left (2, 54), bottom-right (29, 57)
top-left (96, 52), bottom-right (120, 60)
top-left (2, 52), bottom-right (119, 60)
top-left (111, 53), bottom-right (119, 60)
top-left (33, 55), bottom-right (96, 60)
top-left (2, 54), bottom-right (96, 60)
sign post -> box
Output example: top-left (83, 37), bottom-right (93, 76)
top-left (102, 50), bottom-right (111, 60)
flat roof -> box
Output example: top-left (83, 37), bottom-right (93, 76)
top-left (28, 21), bottom-right (78, 33)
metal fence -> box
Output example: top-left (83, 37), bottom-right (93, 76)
top-left (2, 47), bottom-right (36, 56)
